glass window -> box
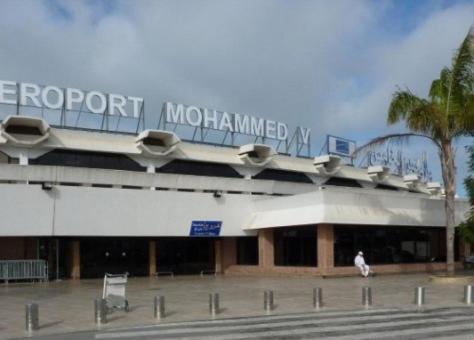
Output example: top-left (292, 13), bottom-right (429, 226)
top-left (157, 160), bottom-right (243, 178)
top-left (334, 225), bottom-right (457, 266)
top-left (30, 150), bottom-right (146, 172)
top-left (155, 237), bottom-right (215, 275)
top-left (274, 227), bottom-right (317, 267)
top-left (252, 169), bottom-right (313, 183)
top-left (236, 237), bottom-right (258, 265)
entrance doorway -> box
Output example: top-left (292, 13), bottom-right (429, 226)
top-left (156, 237), bottom-right (215, 275)
top-left (80, 238), bottom-right (148, 278)
top-left (37, 238), bottom-right (71, 280)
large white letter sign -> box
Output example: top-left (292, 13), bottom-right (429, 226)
top-left (166, 102), bottom-right (185, 124)
top-left (128, 96), bottom-right (143, 118)
top-left (160, 101), bottom-right (313, 151)
top-left (41, 86), bottom-right (64, 109)
top-left (0, 80), bottom-right (17, 105)
top-left (203, 108), bottom-right (218, 129)
top-left (234, 113), bottom-right (250, 135)
top-left (108, 94), bottom-right (127, 116)
top-left (185, 106), bottom-right (202, 126)
top-left (297, 127), bottom-right (311, 144)
top-left (0, 80), bottom-right (145, 120)
top-left (277, 122), bottom-right (288, 141)
top-left (219, 112), bottom-right (233, 132)
top-left (265, 120), bottom-right (276, 139)
top-left (20, 83), bottom-right (41, 107)
top-left (86, 91), bottom-right (107, 114)
top-left (250, 117), bottom-right (264, 137)
top-left (65, 88), bottom-right (85, 110)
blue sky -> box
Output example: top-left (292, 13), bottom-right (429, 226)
top-left (0, 0), bottom-right (472, 195)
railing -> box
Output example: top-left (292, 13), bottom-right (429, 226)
top-left (0, 260), bottom-right (48, 283)
top-left (155, 271), bottom-right (174, 278)
top-left (200, 270), bottom-right (217, 277)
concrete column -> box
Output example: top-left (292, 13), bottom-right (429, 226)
top-left (70, 240), bottom-right (80, 280)
top-left (258, 229), bottom-right (274, 269)
top-left (19, 151), bottom-right (28, 166)
top-left (147, 164), bottom-right (156, 190)
top-left (221, 238), bottom-right (237, 273)
top-left (317, 224), bottom-right (334, 276)
top-left (149, 240), bottom-right (156, 276)
top-left (215, 239), bottom-right (222, 274)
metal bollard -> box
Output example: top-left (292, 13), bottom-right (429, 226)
top-left (464, 285), bottom-right (473, 305)
top-left (362, 286), bottom-right (372, 307)
top-left (313, 287), bottom-right (323, 309)
top-left (154, 296), bottom-right (165, 319)
top-left (94, 298), bottom-right (107, 325)
top-left (209, 293), bottom-right (220, 315)
top-left (414, 287), bottom-right (425, 307)
top-left (25, 303), bottom-right (39, 332)
top-left (264, 290), bottom-right (274, 312)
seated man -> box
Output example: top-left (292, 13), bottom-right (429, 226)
top-left (354, 251), bottom-right (372, 277)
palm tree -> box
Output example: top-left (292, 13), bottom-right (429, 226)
top-left (459, 145), bottom-right (474, 245)
top-left (356, 26), bottom-right (474, 275)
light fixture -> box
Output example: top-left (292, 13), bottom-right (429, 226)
top-left (41, 182), bottom-right (53, 191)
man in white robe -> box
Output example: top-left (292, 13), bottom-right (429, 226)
top-left (354, 251), bottom-right (371, 277)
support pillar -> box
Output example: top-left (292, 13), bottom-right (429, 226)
top-left (317, 224), bottom-right (334, 276)
top-left (215, 239), bottom-right (222, 274)
top-left (221, 238), bottom-right (236, 273)
top-left (70, 240), bottom-right (80, 280)
top-left (149, 240), bottom-right (156, 276)
top-left (258, 229), bottom-right (274, 270)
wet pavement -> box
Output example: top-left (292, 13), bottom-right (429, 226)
top-left (2, 272), bottom-right (474, 339)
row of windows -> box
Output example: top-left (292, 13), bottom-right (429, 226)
top-left (3, 149), bottom-right (398, 189)
top-left (237, 225), bottom-right (454, 268)
top-left (334, 225), bottom-right (457, 266)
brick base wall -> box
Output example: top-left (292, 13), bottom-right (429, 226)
top-left (0, 237), bottom-right (37, 260)
top-left (225, 262), bottom-right (463, 277)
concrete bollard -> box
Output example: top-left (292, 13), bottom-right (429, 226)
top-left (464, 285), bottom-right (473, 305)
top-left (25, 303), bottom-right (39, 332)
top-left (313, 287), bottom-right (323, 309)
top-left (264, 290), bottom-right (274, 312)
top-left (362, 286), bottom-right (372, 307)
top-left (154, 296), bottom-right (165, 319)
top-left (209, 293), bottom-right (220, 315)
top-left (414, 287), bottom-right (425, 307)
top-left (94, 298), bottom-right (107, 325)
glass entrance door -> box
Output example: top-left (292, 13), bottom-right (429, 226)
top-left (80, 238), bottom-right (148, 278)
top-left (156, 237), bottom-right (215, 275)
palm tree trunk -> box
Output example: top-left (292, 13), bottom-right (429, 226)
top-left (440, 140), bottom-right (456, 275)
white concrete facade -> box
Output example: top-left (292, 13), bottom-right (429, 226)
top-left (0, 118), bottom-right (470, 238)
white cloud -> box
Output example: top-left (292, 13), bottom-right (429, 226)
top-left (0, 0), bottom-right (472, 194)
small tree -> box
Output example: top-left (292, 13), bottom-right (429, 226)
top-left (356, 27), bottom-right (474, 274)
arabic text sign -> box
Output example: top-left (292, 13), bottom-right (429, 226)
top-left (189, 221), bottom-right (222, 236)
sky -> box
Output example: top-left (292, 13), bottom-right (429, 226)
top-left (0, 0), bottom-right (473, 195)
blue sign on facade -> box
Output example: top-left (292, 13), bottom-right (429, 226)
top-left (189, 221), bottom-right (222, 236)
top-left (326, 135), bottom-right (356, 157)
top-left (335, 139), bottom-right (349, 155)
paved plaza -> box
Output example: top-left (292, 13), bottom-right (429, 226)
top-left (28, 307), bottom-right (474, 340)
top-left (2, 272), bottom-right (474, 339)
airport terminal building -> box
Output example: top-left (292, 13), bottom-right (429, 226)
top-left (0, 81), bottom-right (470, 280)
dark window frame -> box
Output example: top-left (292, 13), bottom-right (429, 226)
top-left (30, 149), bottom-right (146, 172)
